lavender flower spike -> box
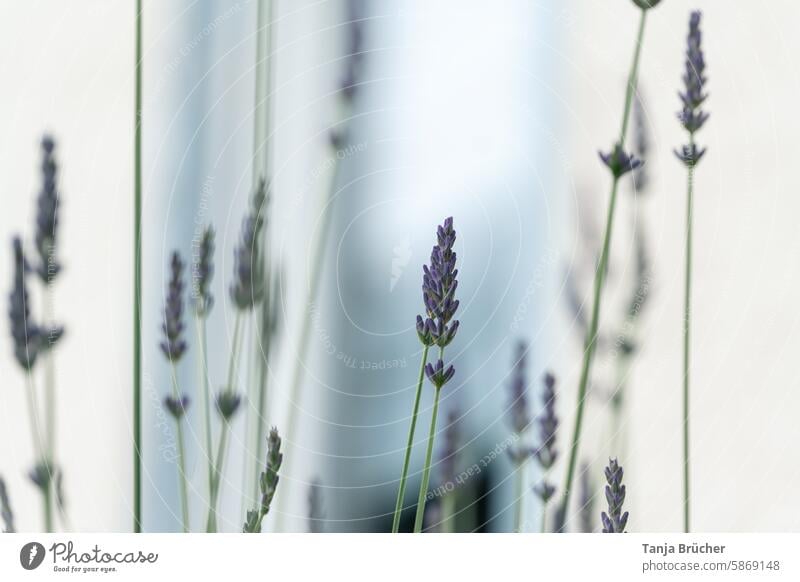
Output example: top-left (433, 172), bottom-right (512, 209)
top-left (244, 427), bottom-right (283, 532)
top-left (231, 180), bottom-right (267, 310)
top-left (678, 12), bottom-right (709, 133)
top-left (35, 135), bottom-right (62, 284)
top-left (9, 238), bottom-right (63, 370)
top-left (419, 216), bottom-right (460, 349)
top-left (192, 224), bottom-right (215, 317)
top-left (535, 372), bottom-right (558, 471)
top-left (508, 341), bottom-right (531, 435)
top-left (601, 458), bottom-right (629, 533)
top-left (159, 251), bottom-right (187, 362)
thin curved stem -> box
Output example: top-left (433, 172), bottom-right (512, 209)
top-left (169, 363), bottom-right (190, 532)
top-left (195, 315), bottom-right (214, 501)
top-left (413, 386), bottom-right (441, 533)
top-left (133, 0), bottom-right (143, 534)
top-left (391, 344), bottom-right (430, 532)
top-left (683, 134), bottom-right (695, 534)
top-left (207, 312), bottom-right (243, 532)
top-left (514, 460), bottom-right (525, 532)
top-left (24, 371), bottom-right (52, 532)
top-left (558, 7), bottom-right (649, 528)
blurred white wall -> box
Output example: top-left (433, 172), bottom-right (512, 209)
top-left (559, 0), bottom-right (800, 532)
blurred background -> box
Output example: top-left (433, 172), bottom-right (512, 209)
top-left (1, 0), bottom-right (799, 532)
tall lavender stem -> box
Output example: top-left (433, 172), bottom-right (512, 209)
top-left (676, 10), bottom-right (708, 534)
top-left (133, 0), bottom-right (143, 533)
top-left (276, 5), bottom-right (364, 528)
top-left (412, 218), bottom-right (459, 533)
top-left (559, 2), bottom-right (656, 529)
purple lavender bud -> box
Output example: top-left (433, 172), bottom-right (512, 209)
top-left (159, 251), bottom-right (187, 362)
top-left (533, 482), bottom-right (556, 504)
top-left (8, 238), bottom-right (62, 370)
top-left (632, 0), bottom-right (661, 9)
top-left (35, 135), bottom-right (62, 284)
top-left (416, 315), bottom-right (435, 346)
top-left (28, 461), bottom-right (53, 493)
top-left (231, 180), bottom-right (267, 311)
top-left (425, 359), bottom-right (455, 390)
top-left (507, 341), bottom-right (531, 435)
top-left (674, 143), bottom-right (706, 167)
top-left (418, 217), bottom-right (459, 348)
top-left (601, 458), bottom-right (629, 533)
top-left (192, 224), bottom-right (215, 317)
top-left (599, 143), bottom-right (643, 179)
top-left (216, 390), bottom-right (242, 421)
top-left (164, 395), bottom-right (190, 420)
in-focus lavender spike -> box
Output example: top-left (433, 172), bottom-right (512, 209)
top-left (601, 458), bottom-right (629, 533)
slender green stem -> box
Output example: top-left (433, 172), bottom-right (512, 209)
top-left (195, 315), bottom-right (214, 500)
top-left (207, 420), bottom-right (229, 533)
top-left (24, 371), bottom-right (52, 532)
top-left (441, 492), bottom-right (456, 533)
top-left (275, 135), bottom-right (346, 530)
top-left (540, 500), bottom-right (548, 533)
top-left (207, 312), bottom-right (243, 532)
top-left (558, 7), bottom-right (648, 528)
top-left (42, 287), bottom-right (56, 470)
top-left (391, 344), bottom-right (430, 532)
top-left (683, 134), bottom-right (695, 534)
top-left (514, 460), bottom-right (525, 532)
top-left (133, 0), bottom-right (143, 534)
top-left (169, 363), bottom-right (190, 532)
top-left (413, 386), bottom-right (442, 533)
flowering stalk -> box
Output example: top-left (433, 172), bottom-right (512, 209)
top-left (391, 344), bottom-right (429, 532)
top-left (243, 427), bottom-right (283, 532)
top-left (506, 341), bottom-right (532, 532)
top-left (10, 236), bottom-right (63, 532)
top-left (600, 458), bottom-right (628, 533)
top-left (675, 10), bottom-right (708, 534)
top-left (133, 0), bottom-right (144, 533)
top-left (207, 182), bottom-right (265, 532)
top-left (533, 372), bottom-right (558, 533)
top-left (610, 91), bottom-right (652, 460)
top-left (559, 0), bottom-right (657, 528)
top-left (412, 218), bottom-right (459, 533)
top-left (160, 251), bottom-right (191, 532)
top-left (277, 7), bottom-right (364, 527)
top-left (248, 0), bottom-right (279, 519)
top-left (192, 225), bottom-right (215, 503)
